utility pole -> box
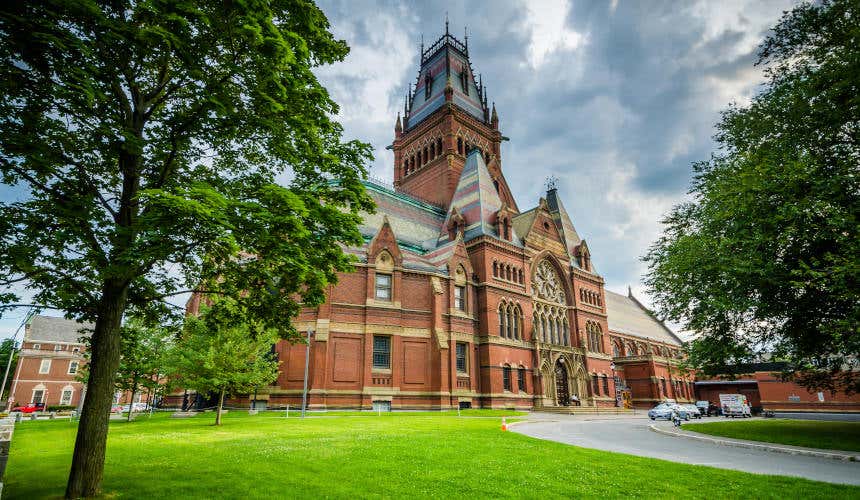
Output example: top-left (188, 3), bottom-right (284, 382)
top-left (301, 329), bottom-right (313, 418)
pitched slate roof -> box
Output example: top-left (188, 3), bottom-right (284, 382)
top-left (359, 180), bottom-right (446, 253)
top-left (438, 149), bottom-right (520, 245)
top-left (24, 315), bottom-right (92, 344)
top-left (605, 291), bottom-right (682, 346)
top-left (405, 29), bottom-right (489, 130)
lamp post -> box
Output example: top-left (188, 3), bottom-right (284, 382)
top-left (301, 329), bottom-right (313, 418)
top-left (610, 361), bottom-right (621, 407)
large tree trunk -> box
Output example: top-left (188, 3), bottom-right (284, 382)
top-left (65, 281), bottom-right (128, 498)
top-left (215, 388), bottom-right (226, 426)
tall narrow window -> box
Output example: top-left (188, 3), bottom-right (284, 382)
top-left (457, 138), bottom-right (463, 154)
top-left (60, 389), bottom-right (73, 406)
top-left (456, 342), bottom-right (467, 373)
top-left (454, 285), bottom-right (466, 311)
top-left (68, 361), bottom-right (79, 375)
top-left (498, 306), bottom-right (505, 337)
top-left (592, 375), bottom-right (599, 395)
top-left (375, 273), bottom-right (392, 301)
top-left (506, 306), bottom-right (513, 338)
top-left (39, 359), bottom-right (51, 374)
top-left (660, 379), bottom-right (667, 395)
top-left (32, 389), bottom-right (45, 404)
top-left (372, 336), bottom-right (391, 370)
top-left (518, 367), bottom-right (526, 392)
top-left (437, 138), bottom-right (443, 156)
top-left (503, 365), bottom-right (512, 391)
top-left (602, 376), bottom-right (609, 396)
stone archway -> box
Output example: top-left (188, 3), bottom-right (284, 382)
top-left (554, 360), bottom-right (570, 406)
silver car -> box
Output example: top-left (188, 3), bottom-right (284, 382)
top-left (648, 403), bottom-right (675, 420)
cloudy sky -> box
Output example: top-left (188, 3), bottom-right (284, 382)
top-left (0, 0), bottom-right (797, 340)
top-left (313, 1), bottom-right (796, 311)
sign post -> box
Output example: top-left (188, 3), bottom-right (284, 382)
top-left (301, 329), bottom-right (313, 418)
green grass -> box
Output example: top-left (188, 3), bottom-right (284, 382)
top-left (682, 419), bottom-right (860, 452)
top-left (7, 412), bottom-right (858, 499)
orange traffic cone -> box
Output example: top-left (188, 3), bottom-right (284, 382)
top-left (501, 416), bottom-right (508, 431)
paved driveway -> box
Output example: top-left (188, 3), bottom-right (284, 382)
top-left (512, 414), bottom-right (860, 485)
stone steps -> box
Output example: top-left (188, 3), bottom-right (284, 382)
top-left (535, 406), bottom-right (635, 416)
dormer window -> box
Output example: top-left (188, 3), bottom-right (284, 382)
top-left (460, 68), bottom-right (469, 95)
top-left (425, 73), bottom-right (432, 99)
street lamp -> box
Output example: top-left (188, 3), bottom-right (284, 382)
top-left (300, 329), bottom-right (313, 418)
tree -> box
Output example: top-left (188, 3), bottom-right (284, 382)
top-left (166, 299), bottom-right (279, 426)
top-left (116, 318), bottom-right (170, 421)
top-left (0, 2), bottom-right (373, 497)
top-left (644, 0), bottom-right (859, 392)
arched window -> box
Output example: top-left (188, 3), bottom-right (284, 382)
top-left (612, 342), bottom-right (620, 357)
top-left (402, 159), bottom-right (408, 175)
top-left (498, 305), bottom-right (505, 338)
top-left (430, 142), bottom-right (435, 158)
top-left (423, 146), bottom-right (428, 164)
top-left (503, 365), bottom-right (512, 391)
top-left (457, 137), bottom-right (463, 154)
top-left (513, 306), bottom-right (520, 340)
top-left (437, 138), bottom-right (443, 156)
top-left (506, 304), bottom-right (513, 339)
top-left (534, 313), bottom-right (541, 342)
top-left (493, 261), bottom-right (498, 277)
top-left (506, 265), bottom-right (512, 281)
top-left (518, 269), bottom-right (524, 284)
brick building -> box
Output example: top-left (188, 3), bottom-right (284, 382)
top-left (9, 315), bottom-right (90, 409)
top-left (187, 28), bottom-right (693, 411)
top-left (696, 364), bottom-right (860, 413)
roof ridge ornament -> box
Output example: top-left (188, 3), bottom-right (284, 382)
top-left (545, 176), bottom-right (559, 192)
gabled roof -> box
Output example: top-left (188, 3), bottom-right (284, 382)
top-left (25, 315), bottom-right (92, 344)
top-left (405, 28), bottom-right (489, 130)
top-left (545, 188), bottom-right (583, 262)
top-left (438, 149), bottom-right (519, 245)
top-left (605, 290), bottom-right (683, 346)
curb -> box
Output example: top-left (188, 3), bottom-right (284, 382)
top-left (649, 424), bottom-right (859, 462)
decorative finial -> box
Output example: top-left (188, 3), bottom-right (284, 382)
top-left (445, 12), bottom-right (449, 35)
top-left (464, 26), bottom-right (468, 50)
top-left (545, 175), bottom-right (559, 192)
top-left (628, 285), bottom-right (633, 297)
top-left (395, 112), bottom-right (402, 134)
top-left (420, 34), bottom-right (424, 57)
top-left (491, 102), bottom-right (498, 128)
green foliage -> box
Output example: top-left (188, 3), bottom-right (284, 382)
top-left (7, 413), bottom-right (859, 498)
top-left (165, 299), bottom-right (280, 419)
top-left (116, 317), bottom-right (171, 398)
top-left (0, 0), bottom-right (374, 335)
top-left (643, 0), bottom-right (859, 392)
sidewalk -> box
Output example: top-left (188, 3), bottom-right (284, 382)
top-left (650, 421), bottom-right (860, 462)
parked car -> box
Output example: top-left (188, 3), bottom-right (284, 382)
top-left (695, 400), bottom-right (709, 416)
top-left (11, 403), bottom-right (44, 414)
top-left (681, 404), bottom-right (702, 419)
top-left (648, 403), bottom-right (676, 421)
top-left (111, 405), bottom-right (124, 413)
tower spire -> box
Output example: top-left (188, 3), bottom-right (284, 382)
top-left (445, 12), bottom-right (449, 36)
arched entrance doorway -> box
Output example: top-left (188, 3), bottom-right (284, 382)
top-left (555, 361), bottom-right (570, 406)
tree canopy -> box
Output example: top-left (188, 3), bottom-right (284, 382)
top-left (0, 1), bottom-right (373, 496)
top-left (166, 298), bottom-right (280, 425)
top-left (644, 0), bottom-right (859, 392)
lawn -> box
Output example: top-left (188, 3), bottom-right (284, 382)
top-left (6, 412), bottom-right (858, 499)
top-left (682, 419), bottom-right (860, 452)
